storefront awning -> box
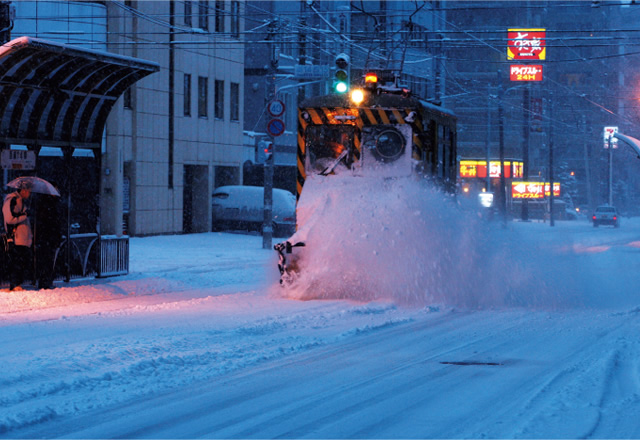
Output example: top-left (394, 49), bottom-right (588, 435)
top-left (0, 36), bottom-right (159, 148)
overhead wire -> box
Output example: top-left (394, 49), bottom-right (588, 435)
top-left (16, 1), bottom-right (640, 129)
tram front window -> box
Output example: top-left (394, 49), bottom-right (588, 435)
top-left (305, 126), bottom-right (354, 174)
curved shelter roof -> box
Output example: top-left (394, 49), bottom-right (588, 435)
top-left (0, 36), bottom-right (159, 148)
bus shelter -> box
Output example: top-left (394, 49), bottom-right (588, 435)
top-left (0, 36), bottom-right (159, 285)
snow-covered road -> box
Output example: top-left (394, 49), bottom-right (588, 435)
top-left (17, 308), bottom-right (640, 439)
top-left (2, 217), bottom-right (640, 438)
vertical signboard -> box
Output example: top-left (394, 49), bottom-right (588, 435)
top-left (530, 97), bottom-right (543, 132)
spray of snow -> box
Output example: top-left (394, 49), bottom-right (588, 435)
top-left (276, 175), bottom-right (578, 310)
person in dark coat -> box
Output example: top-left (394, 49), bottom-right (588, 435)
top-left (2, 182), bottom-right (33, 291)
top-left (34, 193), bottom-right (62, 290)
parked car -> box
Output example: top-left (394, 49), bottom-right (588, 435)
top-left (212, 185), bottom-right (296, 237)
top-left (564, 208), bottom-right (578, 221)
top-left (592, 205), bottom-right (620, 228)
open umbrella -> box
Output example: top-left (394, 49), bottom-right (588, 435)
top-left (7, 176), bottom-right (60, 196)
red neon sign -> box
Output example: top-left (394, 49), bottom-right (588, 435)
top-left (512, 181), bottom-right (560, 199)
top-left (460, 160), bottom-right (523, 179)
top-left (510, 65), bottom-right (543, 82)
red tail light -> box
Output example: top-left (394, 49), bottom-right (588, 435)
top-left (592, 215), bottom-right (596, 220)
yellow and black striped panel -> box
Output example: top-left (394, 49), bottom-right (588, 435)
top-left (297, 108), bottom-right (308, 201)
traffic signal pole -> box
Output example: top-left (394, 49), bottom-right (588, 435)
top-left (263, 22), bottom-right (277, 250)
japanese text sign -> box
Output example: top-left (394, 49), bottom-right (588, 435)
top-left (508, 29), bottom-right (546, 60)
top-left (460, 160), bottom-right (523, 179)
top-left (512, 181), bottom-right (560, 199)
top-left (510, 65), bottom-right (543, 82)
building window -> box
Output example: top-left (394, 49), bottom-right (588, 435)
top-left (184, 1), bottom-right (192, 26)
top-left (230, 1), bottom-right (239, 38)
top-left (230, 82), bottom-right (239, 121)
top-left (124, 87), bottom-right (133, 110)
top-left (198, 0), bottom-right (209, 31)
top-left (215, 0), bottom-right (225, 33)
top-left (215, 79), bottom-right (224, 119)
top-left (184, 74), bottom-right (191, 116)
top-left (198, 76), bottom-right (208, 118)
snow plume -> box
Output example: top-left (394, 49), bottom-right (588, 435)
top-left (277, 175), bottom-right (562, 310)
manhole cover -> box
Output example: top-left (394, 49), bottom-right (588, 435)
top-left (440, 361), bottom-right (503, 366)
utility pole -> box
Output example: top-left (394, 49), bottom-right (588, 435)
top-left (521, 83), bottom-right (530, 221)
top-left (298, 1), bottom-right (307, 104)
top-left (548, 92), bottom-right (555, 227)
top-left (608, 135), bottom-right (613, 206)
top-left (498, 71), bottom-right (507, 228)
top-left (583, 115), bottom-right (593, 211)
top-left (522, 0), bottom-right (531, 222)
top-left (485, 85), bottom-right (492, 193)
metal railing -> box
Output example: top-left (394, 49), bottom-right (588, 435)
top-left (0, 234), bottom-right (129, 287)
top-left (54, 234), bottom-right (130, 280)
top-left (98, 235), bottom-right (129, 277)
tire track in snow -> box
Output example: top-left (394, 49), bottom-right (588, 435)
top-left (572, 336), bottom-right (640, 439)
top-left (0, 303), bottom-right (438, 438)
top-left (182, 312), bottom-right (537, 439)
top-left (7, 310), bottom-right (487, 439)
top-left (501, 313), bottom-right (640, 439)
top-left (107, 310), bottom-right (476, 439)
top-left (239, 312), bottom-right (640, 439)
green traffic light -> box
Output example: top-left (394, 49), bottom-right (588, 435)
top-left (335, 81), bottom-right (348, 93)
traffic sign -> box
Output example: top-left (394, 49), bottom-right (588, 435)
top-left (267, 99), bottom-right (285, 117)
top-left (1, 149), bottom-right (35, 170)
top-left (267, 118), bottom-right (285, 137)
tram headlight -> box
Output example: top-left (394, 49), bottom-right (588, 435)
top-left (374, 129), bottom-right (405, 162)
top-left (350, 88), bottom-right (365, 105)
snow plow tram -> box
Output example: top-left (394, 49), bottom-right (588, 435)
top-left (275, 73), bottom-right (457, 286)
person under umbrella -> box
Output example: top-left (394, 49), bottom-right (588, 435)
top-left (2, 180), bottom-right (33, 291)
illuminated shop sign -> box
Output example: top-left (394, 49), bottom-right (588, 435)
top-left (603, 126), bottom-right (618, 149)
top-left (511, 181), bottom-right (560, 199)
top-left (510, 65), bottom-right (543, 82)
top-left (460, 160), bottom-right (523, 179)
top-left (508, 28), bottom-right (546, 60)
